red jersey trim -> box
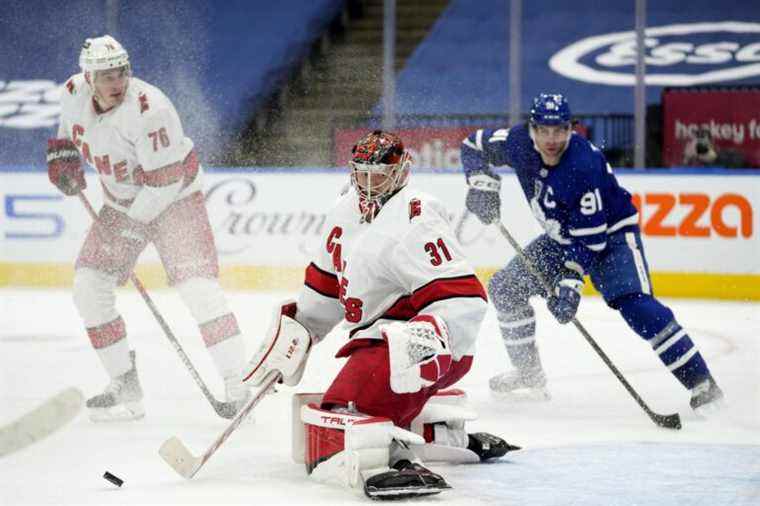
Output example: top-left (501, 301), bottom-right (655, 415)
top-left (141, 150), bottom-right (199, 188)
top-left (304, 262), bottom-right (339, 299)
top-left (338, 275), bottom-right (486, 356)
top-left (410, 274), bottom-right (487, 310)
top-left (101, 181), bottom-right (135, 207)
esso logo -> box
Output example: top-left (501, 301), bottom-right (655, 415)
top-left (550, 22), bottom-right (760, 86)
top-left (0, 80), bottom-right (61, 129)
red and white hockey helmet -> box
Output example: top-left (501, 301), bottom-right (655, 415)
top-left (349, 130), bottom-right (412, 220)
top-left (79, 35), bottom-right (130, 75)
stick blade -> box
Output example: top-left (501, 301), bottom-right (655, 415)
top-left (159, 436), bottom-right (201, 479)
top-left (0, 387), bottom-right (83, 457)
top-left (653, 412), bottom-right (682, 430)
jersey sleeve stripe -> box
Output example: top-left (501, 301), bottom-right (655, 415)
top-left (140, 150), bottom-right (199, 188)
top-left (344, 275), bottom-right (487, 343)
top-left (569, 223), bottom-right (608, 236)
top-left (585, 242), bottom-right (607, 252)
top-left (462, 137), bottom-right (480, 152)
top-left (304, 262), bottom-right (339, 299)
top-left (608, 213), bottom-right (639, 234)
top-left (142, 162), bottom-right (183, 186)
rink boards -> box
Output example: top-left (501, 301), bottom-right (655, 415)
top-left (0, 168), bottom-right (758, 300)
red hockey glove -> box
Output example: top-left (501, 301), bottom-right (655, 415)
top-left (47, 138), bottom-right (85, 196)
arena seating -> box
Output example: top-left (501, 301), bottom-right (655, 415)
top-left (0, 0), bottom-right (344, 165)
top-left (389, 0), bottom-right (760, 117)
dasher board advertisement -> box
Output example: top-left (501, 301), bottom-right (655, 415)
top-left (1, 168), bottom-right (758, 299)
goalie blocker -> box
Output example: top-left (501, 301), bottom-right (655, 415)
top-left (291, 390), bottom-right (520, 500)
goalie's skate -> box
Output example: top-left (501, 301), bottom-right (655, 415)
top-left (690, 376), bottom-right (724, 415)
top-left (364, 460), bottom-right (451, 500)
top-left (489, 368), bottom-right (550, 402)
top-left (467, 432), bottom-right (521, 461)
top-left (87, 350), bottom-right (145, 422)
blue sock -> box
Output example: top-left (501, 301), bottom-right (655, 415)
top-left (613, 294), bottom-right (711, 389)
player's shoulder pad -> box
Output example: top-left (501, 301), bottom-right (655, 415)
top-left (565, 134), bottom-right (604, 178)
top-left (400, 187), bottom-right (449, 225)
top-left (61, 74), bottom-right (86, 102)
top-left (463, 127), bottom-right (513, 151)
top-left (324, 186), bottom-right (366, 225)
top-left (127, 77), bottom-right (175, 117)
top-left (331, 186), bottom-right (357, 213)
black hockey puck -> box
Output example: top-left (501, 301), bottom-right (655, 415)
top-left (103, 471), bottom-right (124, 487)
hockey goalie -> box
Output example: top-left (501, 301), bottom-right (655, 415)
top-left (242, 131), bottom-right (519, 500)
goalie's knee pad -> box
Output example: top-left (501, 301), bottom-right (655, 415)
top-left (410, 389), bottom-right (520, 462)
top-left (292, 395), bottom-right (423, 490)
top-left (409, 389), bottom-right (480, 463)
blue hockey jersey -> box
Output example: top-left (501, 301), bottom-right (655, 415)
top-left (461, 124), bottom-right (639, 271)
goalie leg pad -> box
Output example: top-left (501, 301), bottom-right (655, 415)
top-left (300, 403), bottom-right (424, 490)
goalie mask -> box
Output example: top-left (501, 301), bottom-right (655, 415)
top-left (349, 130), bottom-right (412, 222)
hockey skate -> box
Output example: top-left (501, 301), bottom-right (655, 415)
top-left (364, 460), bottom-right (451, 500)
top-left (87, 350), bottom-right (145, 422)
top-left (489, 367), bottom-right (550, 401)
top-left (467, 432), bottom-right (521, 461)
top-left (690, 376), bottom-right (724, 414)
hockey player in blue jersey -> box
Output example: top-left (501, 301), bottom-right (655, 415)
top-left (461, 93), bottom-right (723, 412)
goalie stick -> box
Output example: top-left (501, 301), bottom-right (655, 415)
top-left (0, 387), bottom-right (83, 457)
top-left (77, 192), bottom-right (239, 420)
top-left (496, 221), bottom-right (682, 430)
top-left (159, 372), bottom-right (281, 479)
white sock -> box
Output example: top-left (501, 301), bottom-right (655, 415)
top-left (207, 334), bottom-right (245, 379)
top-left (96, 338), bottom-right (132, 379)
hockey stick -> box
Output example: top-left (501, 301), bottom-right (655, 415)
top-left (77, 192), bottom-right (239, 419)
top-left (0, 387), bottom-right (83, 457)
top-left (159, 372), bottom-right (281, 479)
top-left (495, 222), bottom-right (682, 430)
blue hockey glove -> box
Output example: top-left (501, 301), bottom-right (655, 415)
top-left (546, 269), bottom-right (584, 324)
top-left (466, 171), bottom-right (501, 225)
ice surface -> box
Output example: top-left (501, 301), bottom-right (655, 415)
top-left (1, 289), bottom-right (758, 505)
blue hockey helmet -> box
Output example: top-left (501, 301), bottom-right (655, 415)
top-left (529, 93), bottom-right (571, 126)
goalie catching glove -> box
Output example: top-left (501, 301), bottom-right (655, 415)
top-left (382, 314), bottom-right (452, 394)
top-left (242, 301), bottom-right (313, 387)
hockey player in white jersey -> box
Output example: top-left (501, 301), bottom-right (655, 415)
top-left (46, 35), bottom-right (248, 421)
top-left (242, 131), bottom-right (518, 499)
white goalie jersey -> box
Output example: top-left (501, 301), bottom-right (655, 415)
top-left (295, 185), bottom-right (488, 361)
top-left (56, 73), bottom-right (202, 224)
